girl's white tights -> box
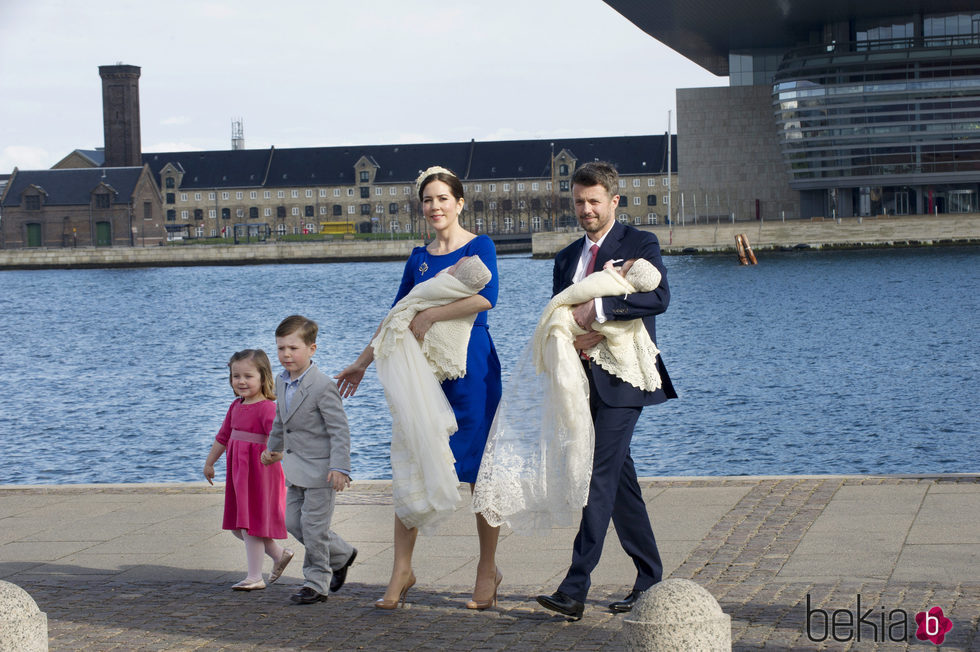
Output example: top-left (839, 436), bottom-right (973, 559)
top-left (233, 530), bottom-right (284, 580)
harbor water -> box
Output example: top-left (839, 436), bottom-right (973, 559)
top-left (1, 246), bottom-right (977, 484)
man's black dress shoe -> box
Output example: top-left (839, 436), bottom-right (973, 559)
top-left (290, 586), bottom-right (328, 604)
top-left (536, 590), bottom-right (585, 621)
top-left (608, 589), bottom-right (642, 613)
top-left (330, 548), bottom-right (357, 593)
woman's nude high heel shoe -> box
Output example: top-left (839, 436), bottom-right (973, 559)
top-left (466, 568), bottom-right (502, 610)
top-left (374, 572), bottom-right (416, 610)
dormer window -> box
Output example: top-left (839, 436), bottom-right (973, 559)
top-left (559, 164), bottom-right (569, 176)
top-left (95, 193), bottom-right (111, 209)
top-left (25, 195), bottom-right (40, 210)
top-left (165, 177), bottom-right (175, 189)
top-left (359, 171), bottom-right (370, 183)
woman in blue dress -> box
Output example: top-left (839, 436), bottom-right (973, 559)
top-left (336, 166), bottom-right (503, 610)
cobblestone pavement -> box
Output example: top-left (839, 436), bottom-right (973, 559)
top-left (4, 476), bottom-right (979, 651)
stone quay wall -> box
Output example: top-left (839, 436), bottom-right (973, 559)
top-left (0, 239), bottom-right (421, 270)
top-left (532, 214), bottom-right (980, 257)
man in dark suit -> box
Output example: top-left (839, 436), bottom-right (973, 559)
top-left (536, 161), bottom-right (677, 620)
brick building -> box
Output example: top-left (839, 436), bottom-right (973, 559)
top-left (0, 166), bottom-right (164, 248)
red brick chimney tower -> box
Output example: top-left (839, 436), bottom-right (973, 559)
top-left (99, 64), bottom-right (142, 167)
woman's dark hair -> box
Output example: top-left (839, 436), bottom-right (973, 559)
top-left (418, 170), bottom-right (464, 202)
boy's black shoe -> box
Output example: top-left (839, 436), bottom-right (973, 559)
top-left (291, 587), bottom-right (328, 604)
top-left (330, 548), bottom-right (357, 592)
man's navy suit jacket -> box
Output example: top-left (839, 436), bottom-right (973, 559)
top-left (552, 220), bottom-right (677, 408)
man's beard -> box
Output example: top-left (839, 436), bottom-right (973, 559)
top-left (580, 214), bottom-right (607, 233)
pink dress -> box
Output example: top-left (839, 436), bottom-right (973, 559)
top-left (215, 398), bottom-right (287, 538)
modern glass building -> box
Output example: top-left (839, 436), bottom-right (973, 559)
top-left (606, 1), bottom-right (980, 219)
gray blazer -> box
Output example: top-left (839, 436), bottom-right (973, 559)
top-left (267, 364), bottom-right (351, 489)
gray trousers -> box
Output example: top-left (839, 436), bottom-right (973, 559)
top-left (285, 485), bottom-right (354, 595)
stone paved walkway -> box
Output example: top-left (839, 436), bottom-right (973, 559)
top-left (2, 475), bottom-right (978, 650)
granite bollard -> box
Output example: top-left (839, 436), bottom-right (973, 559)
top-left (622, 578), bottom-right (731, 651)
top-left (0, 581), bottom-right (48, 652)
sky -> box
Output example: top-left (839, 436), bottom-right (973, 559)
top-left (0, 0), bottom-right (727, 173)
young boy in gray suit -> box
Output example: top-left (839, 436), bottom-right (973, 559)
top-left (261, 315), bottom-right (357, 604)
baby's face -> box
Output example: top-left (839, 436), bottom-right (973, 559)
top-left (603, 258), bottom-right (637, 276)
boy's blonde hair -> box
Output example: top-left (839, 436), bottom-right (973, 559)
top-left (276, 314), bottom-right (318, 345)
top-left (228, 349), bottom-right (276, 400)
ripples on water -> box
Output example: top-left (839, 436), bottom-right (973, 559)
top-left (2, 246), bottom-right (977, 484)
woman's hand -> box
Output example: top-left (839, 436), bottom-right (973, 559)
top-left (203, 464), bottom-right (215, 485)
top-left (409, 308), bottom-right (437, 342)
top-left (335, 362), bottom-right (367, 398)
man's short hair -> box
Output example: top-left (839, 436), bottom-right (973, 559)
top-left (276, 314), bottom-right (318, 344)
top-left (571, 161), bottom-right (619, 197)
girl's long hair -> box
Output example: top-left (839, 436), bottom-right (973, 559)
top-left (228, 349), bottom-right (276, 401)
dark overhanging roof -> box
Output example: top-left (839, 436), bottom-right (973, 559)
top-left (603, 0), bottom-right (979, 75)
top-left (1, 167), bottom-right (144, 207)
top-left (142, 135), bottom-right (677, 189)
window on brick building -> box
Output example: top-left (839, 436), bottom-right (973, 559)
top-left (166, 209), bottom-right (176, 221)
top-left (559, 180), bottom-right (569, 191)
top-left (389, 203), bottom-right (399, 214)
top-left (277, 206), bottom-right (286, 218)
top-left (359, 171), bottom-right (370, 182)
top-left (250, 207), bottom-right (259, 219)
top-left (473, 200), bottom-right (485, 211)
top-left (559, 164), bottom-right (569, 175)
top-left (166, 177), bottom-right (175, 188)
top-left (360, 204), bottom-right (370, 215)
top-left (165, 193), bottom-right (174, 205)
top-left (647, 195), bottom-right (657, 206)
top-left (333, 204), bottom-right (342, 216)
top-left (222, 208), bottom-right (231, 219)
top-left (145, 202), bottom-right (153, 220)
top-left (305, 205), bottom-right (314, 217)
top-left (96, 193), bottom-right (111, 209)
top-left (194, 208), bottom-right (203, 220)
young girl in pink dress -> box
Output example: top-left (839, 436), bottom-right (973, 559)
top-left (203, 349), bottom-right (292, 590)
